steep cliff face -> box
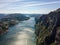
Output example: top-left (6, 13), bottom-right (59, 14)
top-left (35, 8), bottom-right (60, 45)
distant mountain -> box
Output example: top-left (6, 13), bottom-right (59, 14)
top-left (7, 13), bottom-right (28, 20)
top-left (0, 14), bottom-right (5, 19)
top-left (25, 14), bottom-right (43, 17)
top-left (1, 13), bottom-right (29, 21)
top-left (35, 8), bottom-right (60, 45)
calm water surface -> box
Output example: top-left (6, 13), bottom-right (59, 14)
top-left (0, 17), bottom-right (36, 45)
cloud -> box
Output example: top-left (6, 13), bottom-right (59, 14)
top-left (0, 0), bottom-right (60, 8)
top-left (0, 0), bottom-right (23, 8)
top-left (0, 3), bottom-right (9, 8)
top-left (0, 0), bottom-right (22, 3)
top-left (23, 1), bottom-right (60, 7)
top-left (3, 1), bottom-right (60, 9)
top-left (0, 0), bottom-right (60, 14)
top-left (7, 1), bottom-right (60, 7)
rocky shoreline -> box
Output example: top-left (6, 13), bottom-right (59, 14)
top-left (0, 14), bottom-right (29, 36)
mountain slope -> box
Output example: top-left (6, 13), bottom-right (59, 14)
top-left (0, 13), bottom-right (29, 35)
top-left (35, 8), bottom-right (60, 45)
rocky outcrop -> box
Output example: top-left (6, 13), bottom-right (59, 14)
top-left (0, 14), bottom-right (29, 35)
top-left (35, 8), bottom-right (60, 45)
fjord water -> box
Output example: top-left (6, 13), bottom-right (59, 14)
top-left (0, 17), bottom-right (36, 45)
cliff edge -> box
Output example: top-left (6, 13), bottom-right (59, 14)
top-left (35, 8), bottom-right (60, 45)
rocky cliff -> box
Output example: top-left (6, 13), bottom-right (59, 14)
top-left (35, 8), bottom-right (60, 45)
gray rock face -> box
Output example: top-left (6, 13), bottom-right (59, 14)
top-left (35, 8), bottom-right (60, 45)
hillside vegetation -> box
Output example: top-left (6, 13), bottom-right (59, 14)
top-left (0, 14), bottom-right (29, 35)
top-left (35, 8), bottom-right (60, 45)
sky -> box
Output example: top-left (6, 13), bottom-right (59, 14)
top-left (0, 0), bottom-right (60, 14)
